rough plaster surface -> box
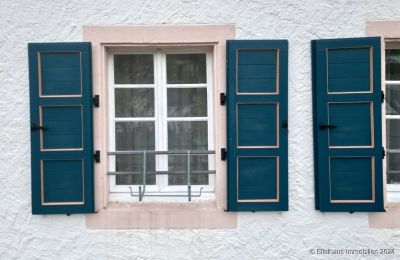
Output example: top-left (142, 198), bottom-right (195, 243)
top-left (1, 0), bottom-right (400, 259)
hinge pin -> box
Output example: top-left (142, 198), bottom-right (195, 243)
top-left (93, 95), bottom-right (100, 107)
top-left (220, 93), bottom-right (226, 105)
top-left (94, 150), bottom-right (100, 163)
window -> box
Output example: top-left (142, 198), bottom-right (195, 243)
top-left (27, 25), bottom-right (237, 227)
top-left (107, 48), bottom-right (215, 201)
top-left (385, 41), bottom-right (400, 193)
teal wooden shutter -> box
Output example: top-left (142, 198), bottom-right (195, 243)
top-left (226, 40), bottom-right (288, 211)
top-left (28, 43), bottom-right (95, 214)
top-left (312, 37), bottom-right (384, 212)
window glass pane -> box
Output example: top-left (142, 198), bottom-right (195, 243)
top-left (167, 88), bottom-right (207, 117)
top-left (116, 155), bottom-right (155, 185)
top-left (386, 119), bottom-right (400, 150)
top-left (167, 54), bottom-right (206, 84)
top-left (168, 121), bottom-right (208, 150)
top-left (386, 49), bottom-right (400, 80)
top-left (386, 84), bottom-right (400, 115)
top-left (168, 155), bottom-right (208, 185)
top-left (387, 153), bottom-right (400, 184)
top-left (115, 88), bottom-right (154, 117)
top-left (168, 121), bottom-right (208, 185)
top-left (115, 122), bottom-right (155, 185)
top-left (114, 54), bottom-right (154, 84)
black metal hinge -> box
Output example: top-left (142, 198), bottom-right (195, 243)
top-left (220, 93), bottom-right (226, 105)
top-left (221, 148), bottom-right (227, 161)
top-left (382, 147), bottom-right (386, 158)
top-left (94, 150), bottom-right (100, 163)
top-left (382, 91), bottom-right (385, 103)
top-left (93, 95), bottom-right (100, 107)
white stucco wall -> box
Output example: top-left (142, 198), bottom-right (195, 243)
top-left (1, 0), bottom-right (400, 259)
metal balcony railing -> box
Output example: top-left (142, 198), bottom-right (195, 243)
top-left (107, 150), bottom-right (216, 201)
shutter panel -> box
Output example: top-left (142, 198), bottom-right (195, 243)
top-left (28, 43), bottom-right (95, 214)
top-left (226, 40), bottom-right (288, 211)
top-left (312, 37), bottom-right (384, 212)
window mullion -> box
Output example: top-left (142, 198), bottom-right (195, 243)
top-left (154, 52), bottom-right (162, 190)
top-left (157, 51), bottom-right (169, 190)
top-left (108, 53), bottom-right (117, 191)
top-left (206, 51), bottom-right (215, 188)
top-left (385, 80), bottom-right (400, 85)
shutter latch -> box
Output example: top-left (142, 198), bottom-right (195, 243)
top-left (94, 150), bottom-right (100, 163)
top-left (93, 95), bottom-right (100, 107)
top-left (381, 91), bottom-right (385, 103)
top-left (221, 148), bottom-right (227, 161)
top-left (382, 147), bottom-right (386, 158)
top-left (30, 123), bottom-right (48, 132)
top-left (220, 93), bottom-right (226, 105)
top-left (319, 123), bottom-right (337, 130)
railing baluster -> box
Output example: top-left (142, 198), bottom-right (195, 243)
top-left (187, 150), bottom-right (191, 202)
top-left (139, 150), bottom-right (147, 201)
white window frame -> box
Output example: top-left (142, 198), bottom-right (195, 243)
top-left (385, 40), bottom-right (400, 199)
top-left (107, 47), bottom-right (215, 202)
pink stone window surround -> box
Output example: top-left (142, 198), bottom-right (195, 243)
top-left (367, 21), bottom-right (400, 228)
top-left (366, 21), bottom-right (400, 203)
top-left (83, 25), bottom-right (237, 229)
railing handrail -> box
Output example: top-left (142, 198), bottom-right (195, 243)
top-left (107, 150), bottom-right (215, 155)
top-left (108, 170), bottom-right (216, 175)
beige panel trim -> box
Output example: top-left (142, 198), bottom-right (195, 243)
top-left (329, 156), bottom-right (375, 203)
top-left (39, 105), bottom-right (84, 151)
top-left (38, 51), bottom-right (83, 98)
top-left (327, 101), bottom-right (374, 149)
top-left (326, 47), bottom-right (373, 94)
top-left (370, 47), bottom-right (374, 93)
top-left (237, 156), bottom-right (279, 202)
top-left (235, 48), bottom-right (280, 95)
top-left (41, 159), bottom-right (85, 205)
top-left (236, 102), bottom-right (279, 148)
